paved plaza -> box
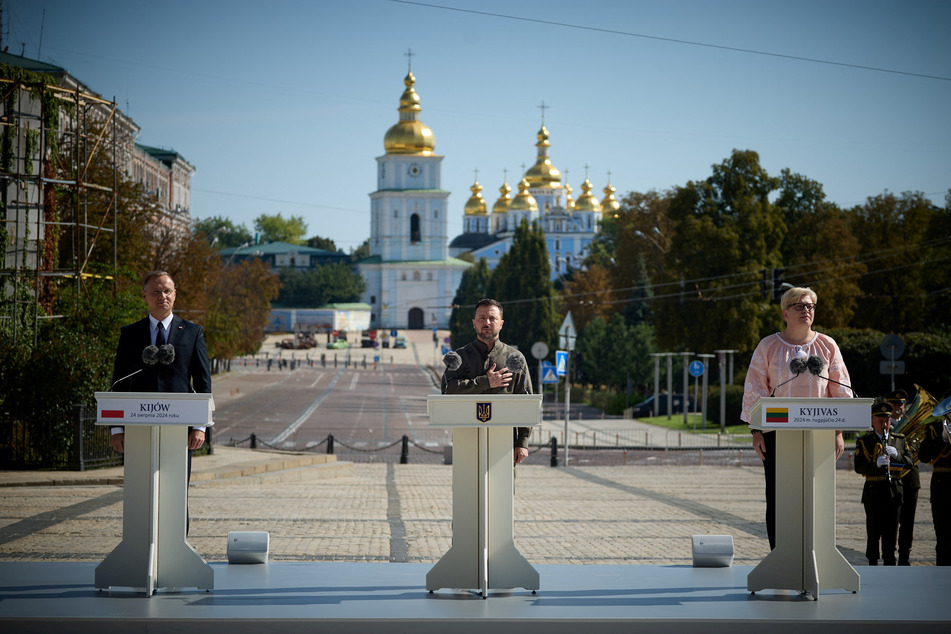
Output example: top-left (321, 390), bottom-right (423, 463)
top-left (0, 444), bottom-right (937, 567)
top-left (0, 329), bottom-right (939, 567)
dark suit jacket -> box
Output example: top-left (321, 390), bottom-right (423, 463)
top-left (111, 315), bottom-right (211, 395)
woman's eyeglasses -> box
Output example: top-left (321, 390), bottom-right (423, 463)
top-left (790, 303), bottom-right (816, 313)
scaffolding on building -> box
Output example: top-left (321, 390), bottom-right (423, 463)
top-left (0, 74), bottom-right (119, 348)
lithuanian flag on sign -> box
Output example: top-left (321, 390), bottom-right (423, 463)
top-left (765, 407), bottom-right (789, 424)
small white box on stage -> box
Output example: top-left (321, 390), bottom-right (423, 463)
top-left (227, 531), bottom-right (269, 564)
top-left (691, 535), bottom-right (734, 567)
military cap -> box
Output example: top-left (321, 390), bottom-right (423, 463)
top-left (884, 389), bottom-right (908, 404)
top-left (872, 402), bottom-right (894, 417)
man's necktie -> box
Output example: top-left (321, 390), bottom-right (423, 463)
top-left (156, 322), bottom-right (166, 347)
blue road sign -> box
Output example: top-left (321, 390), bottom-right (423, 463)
top-left (541, 360), bottom-right (559, 384)
top-left (689, 360), bottom-right (705, 377)
top-left (555, 350), bottom-right (568, 376)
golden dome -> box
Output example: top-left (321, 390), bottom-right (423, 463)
top-left (523, 125), bottom-right (562, 187)
top-left (509, 178), bottom-right (538, 212)
top-left (564, 181), bottom-right (575, 212)
top-left (601, 182), bottom-right (620, 214)
top-left (383, 71), bottom-right (436, 155)
top-left (464, 180), bottom-right (488, 216)
top-left (492, 181), bottom-right (512, 214)
top-left (574, 178), bottom-right (602, 212)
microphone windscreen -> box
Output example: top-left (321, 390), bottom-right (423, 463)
top-left (789, 357), bottom-right (807, 376)
top-left (443, 351), bottom-right (462, 371)
top-left (142, 345), bottom-right (159, 365)
top-left (807, 355), bottom-right (825, 376)
top-left (157, 344), bottom-right (175, 365)
top-left (505, 353), bottom-right (526, 374)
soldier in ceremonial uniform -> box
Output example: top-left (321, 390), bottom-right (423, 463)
top-left (886, 389), bottom-right (919, 565)
top-left (918, 395), bottom-right (951, 565)
top-left (854, 402), bottom-right (913, 565)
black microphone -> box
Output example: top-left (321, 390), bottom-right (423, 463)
top-left (157, 344), bottom-right (175, 365)
top-left (443, 350), bottom-right (462, 371)
top-left (770, 357), bottom-right (808, 396)
top-left (142, 345), bottom-right (159, 365)
top-left (111, 346), bottom-right (159, 390)
top-left (807, 355), bottom-right (858, 397)
top-left (505, 353), bottom-right (527, 375)
top-left (154, 344), bottom-right (197, 393)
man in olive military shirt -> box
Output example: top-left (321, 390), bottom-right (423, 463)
top-left (854, 402), bottom-right (913, 566)
top-left (441, 299), bottom-right (532, 464)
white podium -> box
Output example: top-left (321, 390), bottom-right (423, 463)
top-left (94, 391), bottom-right (215, 595)
top-left (426, 394), bottom-right (541, 597)
top-left (747, 397), bottom-right (872, 600)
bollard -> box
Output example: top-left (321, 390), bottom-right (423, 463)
top-left (327, 434), bottom-right (334, 454)
top-left (400, 435), bottom-right (409, 464)
top-left (250, 433), bottom-right (257, 449)
top-left (550, 437), bottom-right (559, 467)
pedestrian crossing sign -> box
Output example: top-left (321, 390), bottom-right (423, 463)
top-left (541, 360), bottom-right (559, 384)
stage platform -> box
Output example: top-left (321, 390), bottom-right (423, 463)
top-left (1, 562), bottom-right (947, 633)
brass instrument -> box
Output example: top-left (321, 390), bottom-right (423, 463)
top-left (891, 384), bottom-right (939, 477)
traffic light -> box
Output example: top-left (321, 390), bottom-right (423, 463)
top-left (772, 268), bottom-right (785, 302)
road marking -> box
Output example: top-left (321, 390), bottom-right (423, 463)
top-left (270, 368), bottom-right (345, 445)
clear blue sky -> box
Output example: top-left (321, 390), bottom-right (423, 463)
top-left (6, 0), bottom-right (950, 253)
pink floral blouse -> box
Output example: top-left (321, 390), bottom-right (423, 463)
top-left (740, 332), bottom-right (853, 424)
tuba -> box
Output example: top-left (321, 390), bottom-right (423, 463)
top-left (891, 384), bottom-right (939, 476)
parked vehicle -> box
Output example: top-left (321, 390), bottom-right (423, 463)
top-left (393, 335), bottom-right (407, 349)
top-left (629, 394), bottom-right (696, 418)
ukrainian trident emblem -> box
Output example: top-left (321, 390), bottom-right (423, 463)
top-left (476, 401), bottom-right (492, 423)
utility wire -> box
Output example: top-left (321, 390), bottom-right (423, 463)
top-left (392, 1), bottom-right (951, 83)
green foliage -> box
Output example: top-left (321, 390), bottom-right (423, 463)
top-left (254, 212), bottom-right (308, 245)
top-left (654, 150), bottom-right (785, 355)
top-left (448, 258), bottom-right (492, 349)
top-left (205, 258), bottom-right (281, 359)
top-left (349, 239), bottom-right (371, 261)
top-left (194, 216), bottom-right (253, 248)
top-left (706, 384), bottom-right (746, 428)
top-left (847, 192), bottom-right (949, 332)
top-left (275, 263), bottom-right (366, 307)
top-left (578, 314), bottom-right (655, 391)
top-left (822, 327), bottom-right (951, 399)
top-left (489, 220), bottom-right (556, 353)
top-left (0, 283), bottom-right (138, 468)
top-left (306, 235), bottom-right (338, 252)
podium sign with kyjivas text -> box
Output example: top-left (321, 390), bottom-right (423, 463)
top-left (752, 397), bottom-right (872, 430)
top-left (748, 397), bottom-right (873, 600)
top-left (426, 394), bottom-right (541, 597)
top-left (94, 391), bottom-right (215, 596)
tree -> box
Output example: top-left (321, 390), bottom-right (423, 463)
top-left (205, 258), bottom-right (281, 359)
top-left (448, 258), bottom-right (492, 349)
top-left (489, 220), bottom-right (556, 354)
top-left (194, 216), bottom-right (253, 248)
top-left (847, 191), bottom-right (941, 333)
top-left (306, 235), bottom-right (338, 252)
top-left (349, 239), bottom-right (371, 261)
top-left (653, 150), bottom-right (785, 355)
top-left (254, 212), bottom-right (307, 244)
top-left (577, 313), bottom-right (655, 391)
top-left (276, 263), bottom-right (366, 307)
top-left (561, 263), bottom-right (615, 331)
top-left (775, 170), bottom-right (864, 328)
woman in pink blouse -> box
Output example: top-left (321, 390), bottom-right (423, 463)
top-left (741, 286), bottom-right (852, 548)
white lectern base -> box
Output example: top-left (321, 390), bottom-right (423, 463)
top-left (95, 425), bottom-right (213, 595)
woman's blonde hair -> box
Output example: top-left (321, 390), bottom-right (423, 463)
top-left (780, 286), bottom-right (817, 310)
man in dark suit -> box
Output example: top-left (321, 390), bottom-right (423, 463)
top-left (110, 270), bottom-right (211, 499)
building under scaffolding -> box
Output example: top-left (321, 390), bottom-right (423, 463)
top-left (0, 51), bottom-right (194, 348)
